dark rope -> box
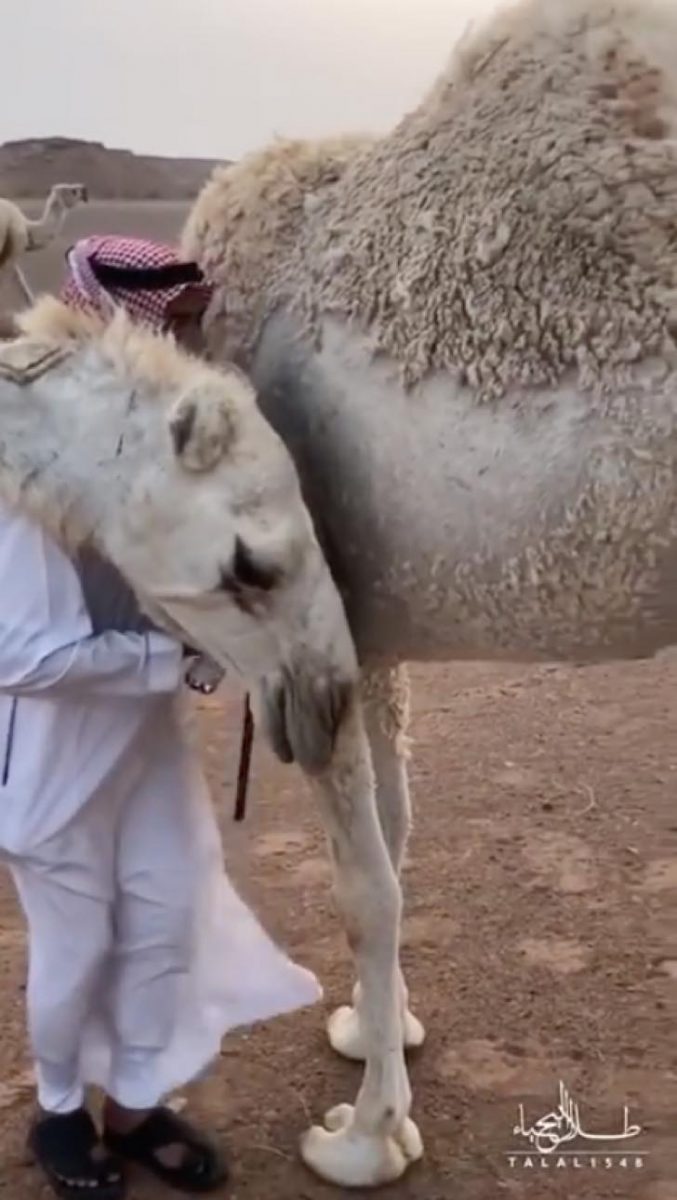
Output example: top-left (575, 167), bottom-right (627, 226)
top-left (234, 693), bottom-right (254, 821)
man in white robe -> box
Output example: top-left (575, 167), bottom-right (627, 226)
top-left (0, 236), bottom-right (321, 1199)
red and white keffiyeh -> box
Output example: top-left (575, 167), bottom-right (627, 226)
top-left (60, 235), bottom-right (212, 331)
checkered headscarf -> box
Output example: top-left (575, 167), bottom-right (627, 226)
top-left (60, 234), bottom-right (212, 331)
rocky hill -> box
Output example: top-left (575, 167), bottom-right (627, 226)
top-left (0, 137), bottom-right (222, 200)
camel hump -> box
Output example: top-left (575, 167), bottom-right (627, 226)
top-left (0, 336), bottom-right (73, 386)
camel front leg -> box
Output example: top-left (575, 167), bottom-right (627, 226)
top-left (12, 265), bottom-right (34, 305)
top-left (328, 664), bottom-right (425, 1061)
top-left (300, 698), bottom-right (422, 1186)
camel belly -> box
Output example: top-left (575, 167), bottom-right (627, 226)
top-left (252, 315), bottom-right (677, 664)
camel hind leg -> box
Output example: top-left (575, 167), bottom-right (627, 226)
top-left (327, 663), bottom-right (425, 1060)
top-left (300, 695), bottom-right (422, 1186)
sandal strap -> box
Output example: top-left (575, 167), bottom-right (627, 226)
top-left (106, 1108), bottom-right (207, 1157)
top-left (104, 1108), bottom-right (226, 1192)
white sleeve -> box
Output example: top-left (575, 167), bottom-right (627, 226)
top-left (0, 505), bottom-right (183, 698)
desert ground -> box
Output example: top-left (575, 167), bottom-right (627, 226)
top-left (0, 201), bottom-right (676, 1200)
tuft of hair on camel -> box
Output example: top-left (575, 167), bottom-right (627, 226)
top-left (181, 133), bottom-right (376, 365)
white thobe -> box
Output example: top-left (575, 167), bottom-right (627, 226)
top-left (0, 500), bottom-right (320, 1113)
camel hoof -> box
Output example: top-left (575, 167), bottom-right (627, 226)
top-left (300, 1103), bottom-right (423, 1186)
top-left (327, 1004), bottom-right (426, 1062)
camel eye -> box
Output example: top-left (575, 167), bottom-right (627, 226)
top-left (218, 536), bottom-right (280, 595)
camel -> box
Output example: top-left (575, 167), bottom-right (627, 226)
top-left (0, 183), bottom-right (88, 303)
top-left (181, 0), bottom-right (677, 1185)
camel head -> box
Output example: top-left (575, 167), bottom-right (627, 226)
top-left (8, 298), bottom-right (358, 772)
top-left (132, 367), bottom-right (359, 771)
top-left (47, 182), bottom-right (89, 214)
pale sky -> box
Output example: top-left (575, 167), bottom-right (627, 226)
top-left (2, 0), bottom-right (498, 159)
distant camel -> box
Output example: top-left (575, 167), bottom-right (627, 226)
top-left (0, 183), bottom-right (87, 302)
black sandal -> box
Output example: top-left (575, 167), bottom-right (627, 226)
top-left (27, 1108), bottom-right (125, 1200)
top-left (103, 1107), bottom-right (228, 1194)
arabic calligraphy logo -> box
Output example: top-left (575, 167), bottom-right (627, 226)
top-left (510, 1081), bottom-right (643, 1161)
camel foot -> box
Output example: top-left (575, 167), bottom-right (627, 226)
top-left (300, 1103), bottom-right (423, 1187)
top-left (327, 1003), bottom-right (425, 1062)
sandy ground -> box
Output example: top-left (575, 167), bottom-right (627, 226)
top-left (0, 202), bottom-right (676, 1198)
top-left (0, 660), bottom-right (675, 1200)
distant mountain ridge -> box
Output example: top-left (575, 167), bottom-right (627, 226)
top-left (0, 137), bottom-right (223, 200)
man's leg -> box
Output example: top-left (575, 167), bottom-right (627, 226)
top-left (12, 849), bottom-right (113, 1113)
top-left (11, 838), bottom-right (124, 1197)
top-left (102, 712), bottom-right (227, 1190)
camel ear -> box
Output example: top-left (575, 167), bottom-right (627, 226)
top-left (168, 383), bottom-right (237, 472)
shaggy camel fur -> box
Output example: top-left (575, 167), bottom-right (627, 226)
top-left (183, 0), bottom-right (677, 1185)
top-left (183, 134), bottom-right (375, 368)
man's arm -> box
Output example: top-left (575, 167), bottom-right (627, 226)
top-left (0, 505), bottom-right (183, 698)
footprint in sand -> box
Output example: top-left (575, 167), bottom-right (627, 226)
top-left (0, 1069), bottom-right (34, 1110)
top-left (594, 1065), bottom-right (677, 1113)
top-left (252, 828), bottom-right (314, 858)
top-left (290, 856), bottom-right (332, 886)
top-left (522, 832), bottom-right (597, 894)
top-left (402, 912), bottom-right (459, 948)
top-left (491, 764), bottom-right (541, 791)
top-left (0, 928), bottom-right (25, 949)
top-left (518, 936), bottom-right (589, 975)
top-left (645, 1184), bottom-right (677, 1200)
top-left (437, 1038), bottom-right (578, 1096)
top-left (641, 858), bottom-right (677, 892)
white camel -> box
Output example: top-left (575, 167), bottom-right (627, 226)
top-left (0, 296), bottom-right (357, 753)
top-left (0, 183), bottom-right (88, 302)
top-left (182, 0), bottom-right (677, 1186)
